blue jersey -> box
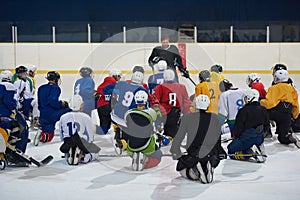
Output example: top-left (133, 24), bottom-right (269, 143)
top-left (148, 72), bottom-right (164, 94)
top-left (74, 77), bottom-right (95, 115)
top-left (110, 81), bottom-right (148, 127)
top-left (38, 83), bottom-right (62, 119)
top-left (0, 82), bottom-right (17, 117)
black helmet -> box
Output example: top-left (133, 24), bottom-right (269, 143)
top-left (211, 64), bottom-right (223, 73)
top-left (199, 70), bottom-right (210, 82)
top-left (46, 71), bottom-right (60, 82)
top-left (132, 66), bottom-right (144, 74)
top-left (79, 67), bottom-right (93, 77)
top-left (219, 79), bottom-right (233, 92)
top-left (15, 65), bottom-right (28, 74)
top-left (272, 64), bottom-right (287, 72)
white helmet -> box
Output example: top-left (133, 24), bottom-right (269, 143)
top-left (243, 89), bottom-right (259, 103)
top-left (0, 70), bottom-right (13, 82)
top-left (273, 69), bottom-right (289, 84)
top-left (131, 71), bottom-right (144, 84)
top-left (27, 64), bottom-right (37, 73)
top-left (195, 94), bottom-right (210, 110)
top-left (163, 69), bottom-right (175, 82)
top-left (69, 95), bottom-right (84, 111)
top-left (156, 60), bottom-right (167, 71)
top-left (109, 68), bottom-right (122, 76)
top-left (246, 73), bottom-right (260, 87)
top-left (134, 90), bottom-right (148, 105)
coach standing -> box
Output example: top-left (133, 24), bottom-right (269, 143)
top-left (148, 35), bottom-right (190, 82)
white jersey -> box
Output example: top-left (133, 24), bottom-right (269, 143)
top-left (14, 77), bottom-right (35, 100)
top-left (59, 112), bottom-right (94, 143)
top-left (218, 88), bottom-right (245, 123)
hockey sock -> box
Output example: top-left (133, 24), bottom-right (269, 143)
top-left (40, 132), bottom-right (54, 143)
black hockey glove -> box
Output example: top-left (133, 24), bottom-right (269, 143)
top-left (94, 92), bottom-right (100, 101)
top-left (182, 70), bottom-right (190, 79)
top-left (60, 100), bottom-right (69, 108)
top-left (152, 56), bottom-right (160, 63)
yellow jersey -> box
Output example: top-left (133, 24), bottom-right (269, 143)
top-left (260, 82), bottom-right (299, 119)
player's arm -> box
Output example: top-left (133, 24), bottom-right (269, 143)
top-left (292, 88), bottom-right (299, 119)
top-left (58, 117), bottom-right (64, 141)
top-left (231, 109), bottom-right (245, 138)
top-left (170, 114), bottom-right (188, 159)
top-left (173, 46), bottom-right (189, 78)
top-left (1, 86), bottom-right (17, 110)
top-left (260, 86), bottom-right (279, 110)
top-left (84, 115), bottom-right (95, 142)
top-left (49, 86), bottom-right (64, 109)
top-left (148, 48), bottom-right (160, 67)
top-left (218, 93), bottom-right (228, 124)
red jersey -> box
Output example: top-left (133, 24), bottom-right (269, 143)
top-left (152, 82), bottom-right (191, 115)
top-left (252, 82), bottom-right (266, 99)
top-left (96, 76), bottom-right (117, 107)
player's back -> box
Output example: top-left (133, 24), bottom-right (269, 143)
top-left (111, 81), bottom-right (147, 126)
top-left (0, 82), bottom-right (17, 117)
top-left (59, 111), bottom-right (94, 142)
top-left (148, 72), bottom-right (164, 93)
top-left (206, 81), bottom-right (221, 114)
top-left (210, 71), bottom-right (224, 85)
top-left (38, 83), bottom-right (61, 113)
top-left (74, 77), bottom-right (95, 99)
top-left (219, 88), bottom-right (244, 121)
top-left (154, 82), bottom-right (190, 114)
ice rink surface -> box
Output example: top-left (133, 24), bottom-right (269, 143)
top-left (1, 73), bottom-right (300, 200)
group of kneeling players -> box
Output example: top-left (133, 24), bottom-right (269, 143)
top-left (0, 62), bottom-right (299, 184)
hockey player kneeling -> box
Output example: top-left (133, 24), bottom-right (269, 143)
top-left (59, 95), bottom-right (100, 165)
top-left (227, 89), bottom-right (269, 163)
top-left (170, 95), bottom-right (221, 184)
top-left (122, 91), bottom-right (163, 171)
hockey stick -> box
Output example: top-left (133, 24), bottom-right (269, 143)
top-left (7, 143), bottom-right (53, 167)
top-left (187, 76), bottom-right (196, 86)
top-left (61, 153), bottom-right (172, 158)
top-left (97, 153), bottom-right (172, 158)
top-left (227, 153), bottom-right (267, 158)
top-left (221, 138), bottom-right (233, 143)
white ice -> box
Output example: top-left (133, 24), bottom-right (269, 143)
top-left (1, 127), bottom-right (300, 200)
top-left (1, 73), bottom-right (300, 200)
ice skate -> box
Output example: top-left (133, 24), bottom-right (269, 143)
top-left (132, 152), bottom-right (144, 171)
top-left (0, 153), bottom-right (7, 170)
top-left (31, 117), bottom-right (40, 130)
top-left (66, 147), bottom-right (74, 165)
top-left (288, 132), bottom-right (300, 149)
top-left (113, 139), bottom-right (127, 156)
top-left (205, 161), bottom-right (214, 183)
top-left (250, 145), bottom-right (266, 163)
top-left (196, 162), bottom-right (208, 184)
top-left (73, 146), bottom-right (82, 165)
top-left (33, 129), bottom-right (42, 146)
top-left (6, 153), bottom-right (29, 167)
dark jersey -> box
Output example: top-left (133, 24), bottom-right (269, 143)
top-left (148, 45), bottom-right (185, 72)
top-left (232, 102), bottom-right (269, 138)
top-left (170, 111), bottom-right (221, 158)
top-left (38, 83), bottom-right (62, 119)
top-left (0, 82), bottom-right (17, 117)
